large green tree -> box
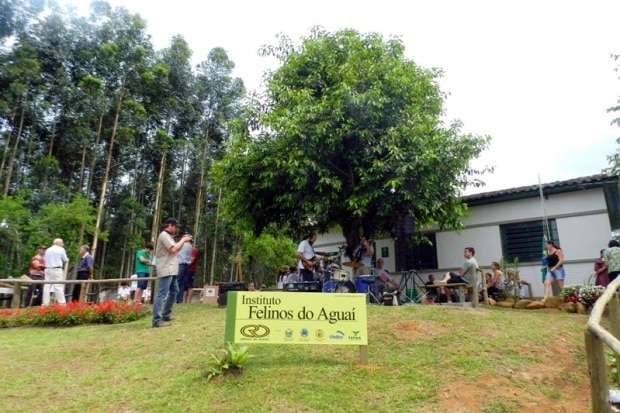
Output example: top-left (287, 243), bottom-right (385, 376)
top-left (215, 29), bottom-right (490, 261)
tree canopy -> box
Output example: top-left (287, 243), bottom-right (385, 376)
top-left (215, 29), bottom-right (490, 260)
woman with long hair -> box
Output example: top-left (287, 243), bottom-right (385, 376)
top-left (544, 240), bottom-right (566, 301)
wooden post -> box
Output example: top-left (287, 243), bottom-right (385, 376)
top-left (458, 287), bottom-right (466, 307)
top-left (478, 268), bottom-right (489, 304)
top-left (471, 271), bottom-right (479, 309)
top-left (359, 345), bottom-right (368, 364)
top-left (609, 293), bottom-right (620, 387)
top-left (11, 281), bottom-right (21, 308)
top-left (585, 330), bottom-right (610, 413)
top-left (79, 281), bottom-right (88, 303)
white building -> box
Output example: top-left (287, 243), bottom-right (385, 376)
top-left (315, 174), bottom-right (620, 296)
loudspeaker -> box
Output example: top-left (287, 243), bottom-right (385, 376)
top-left (216, 282), bottom-right (247, 307)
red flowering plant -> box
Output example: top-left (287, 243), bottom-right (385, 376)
top-left (0, 301), bottom-right (147, 328)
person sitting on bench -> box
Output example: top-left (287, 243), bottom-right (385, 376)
top-left (373, 258), bottom-right (398, 296)
top-left (436, 247), bottom-right (479, 303)
top-left (424, 274), bottom-right (440, 302)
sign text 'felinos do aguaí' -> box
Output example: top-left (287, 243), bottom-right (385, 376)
top-left (224, 291), bottom-right (368, 345)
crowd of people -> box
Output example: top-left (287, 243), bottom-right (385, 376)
top-left (18, 217), bottom-right (201, 329)
top-left (16, 221), bottom-right (620, 316)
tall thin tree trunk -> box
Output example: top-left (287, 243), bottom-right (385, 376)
top-left (100, 240), bottom-right (108, 276)
top-left (119, 241), bottom-right (126, 277)
top-left (193, 135), bottom-right (209, 239)
top-left (92, 91), bottom-right (124, 262)
top-left (0, 110), bottom-right (16, 181)
top-left (177, 146), bottom-right (188, 224)
top-left (202, 227), bottom-right (209, 286)
top-left (209, 188), bottom-right (222, 285)
top-left (150, 151), bottom-right (167, 242)
top-left (86, 114), bottom-right (104, 198)
top-left (78, 146), bottom-right (87, 194)
top-left (4, 106), bottom-right (25, 197)
top-left (48, 122), bottom-right (56, 157)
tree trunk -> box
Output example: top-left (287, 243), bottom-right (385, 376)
top-left (150, 151), bottom-right (167, 243)
top-left (92, 91), bottom-right (124, 262)
top-left (209, 188), bottom-right (222, 285)
top-left (48, 121), bottom-right (56, 157)
top-left (86, 114), bottom-right (104, 198)
top-left (3, 106), bottom-right (25, 197)
top-left (341, 219), bottom-right (363, 260)
top-left (0, 110), bottom-right (16, 181)
top-left (193, 134), bottom-right (209, 240)
top-left (177, 146), bottom-right (188, 224)
top-left (78, 145), bottom-right (87, 194)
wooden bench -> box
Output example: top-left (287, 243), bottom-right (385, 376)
top-left (420, 269), bottom-right (489, 308)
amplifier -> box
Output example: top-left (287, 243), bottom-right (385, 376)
top-left (283, 281), bottom-right (322, 292)
top-left (216, 282), bottom-right (247, 307)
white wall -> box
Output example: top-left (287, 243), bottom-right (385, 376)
top-left (436, 226), bottom-right (502, 268)
top-left (374, 238), bottom-right (396, 272)
top-left (462, 188), bottom-right (607, 227)
top-left (556, 213), bottom-right (611, 260)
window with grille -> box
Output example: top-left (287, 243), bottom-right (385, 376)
top-left (500, 219), bottom-right (559, 263)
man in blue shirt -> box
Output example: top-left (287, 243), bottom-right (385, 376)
top-left (72, 245), bottom-right (94, 302)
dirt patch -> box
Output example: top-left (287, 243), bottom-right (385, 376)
top-left (392, 320), bottom-right (445, 341)
top-left (435, 341), bottom-right (590, 413)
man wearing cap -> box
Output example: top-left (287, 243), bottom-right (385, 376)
top-left (42, 239), bottom-right (69, 305)
top-left (152, 218), bottom-right (192, 328)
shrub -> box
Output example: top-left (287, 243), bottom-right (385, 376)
top-left (204, 343), bottom-right (253, 382)
top-left (0, 301), bottom-right (147, 328)
top-left (561, 285), bottom-right (605, 308)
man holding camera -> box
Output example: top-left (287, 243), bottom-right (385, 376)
top-left (152, 218), bottom-right (193, 328)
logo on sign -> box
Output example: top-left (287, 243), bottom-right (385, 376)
top-left (300, 328), bottom-right (309, 338)
top-left (284, 328), bottom-right (294, 340)
top-left (348, 330), bottom-right (362, 341)
top-left (329, 330), bottom-right (345, 340)
top-left (240, 325), bottom-right (271, 338)
top-left (315, 329), bottom-right (325, 340)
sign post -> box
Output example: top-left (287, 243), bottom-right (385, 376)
top-left (225, 291), bottom-right (368, 363)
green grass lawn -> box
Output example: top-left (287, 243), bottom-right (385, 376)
top-left (0, 304), bottom-right (590, 413)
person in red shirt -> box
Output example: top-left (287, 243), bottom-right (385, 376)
top-left (25, 246), bottom-right (46, 306)
top-left (182, 245), bottom-right (199, 303)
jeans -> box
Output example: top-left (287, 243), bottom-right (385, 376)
top-left (300, 269), bottom-right (314, 282)
top-left (152, 275), bottom-right (179, 326)
top-left (25, 274), bottom-right (44, 306)
top-left (176, 263), bottom-right (189, 303)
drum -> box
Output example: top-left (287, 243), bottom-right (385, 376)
top-left (332, 269), bottom-right (348, 281)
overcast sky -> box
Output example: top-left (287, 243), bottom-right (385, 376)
top-left (66, 0), bottom-right (620, 194)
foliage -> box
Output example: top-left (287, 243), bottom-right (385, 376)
top-left (215, 29), bottom-right (490, 253)
top-left (242, 231), bottom-right (296, 286)
top-left (204, 342), bottom-right (253, 382)
top-left (560, 284), bottom-right (605, 307)
top-left (0, 301), bottom-right (147, 328)
top-left (0, 1), bottom-right (245, 280)
top-left (608, 54), bottom-right (620, 174)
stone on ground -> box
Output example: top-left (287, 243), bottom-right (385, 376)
top-left (515, 299), bottom-right (533, 309)
top-left (544, 296), bottom-right (563, 308)
top-left (526, 301), bottom-right (546, 310)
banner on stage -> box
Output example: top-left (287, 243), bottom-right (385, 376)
top-left (224, 291), bottom-right (368, 345)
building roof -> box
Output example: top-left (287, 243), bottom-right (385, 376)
top-left (464, 174), bottom-right (618, 206)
